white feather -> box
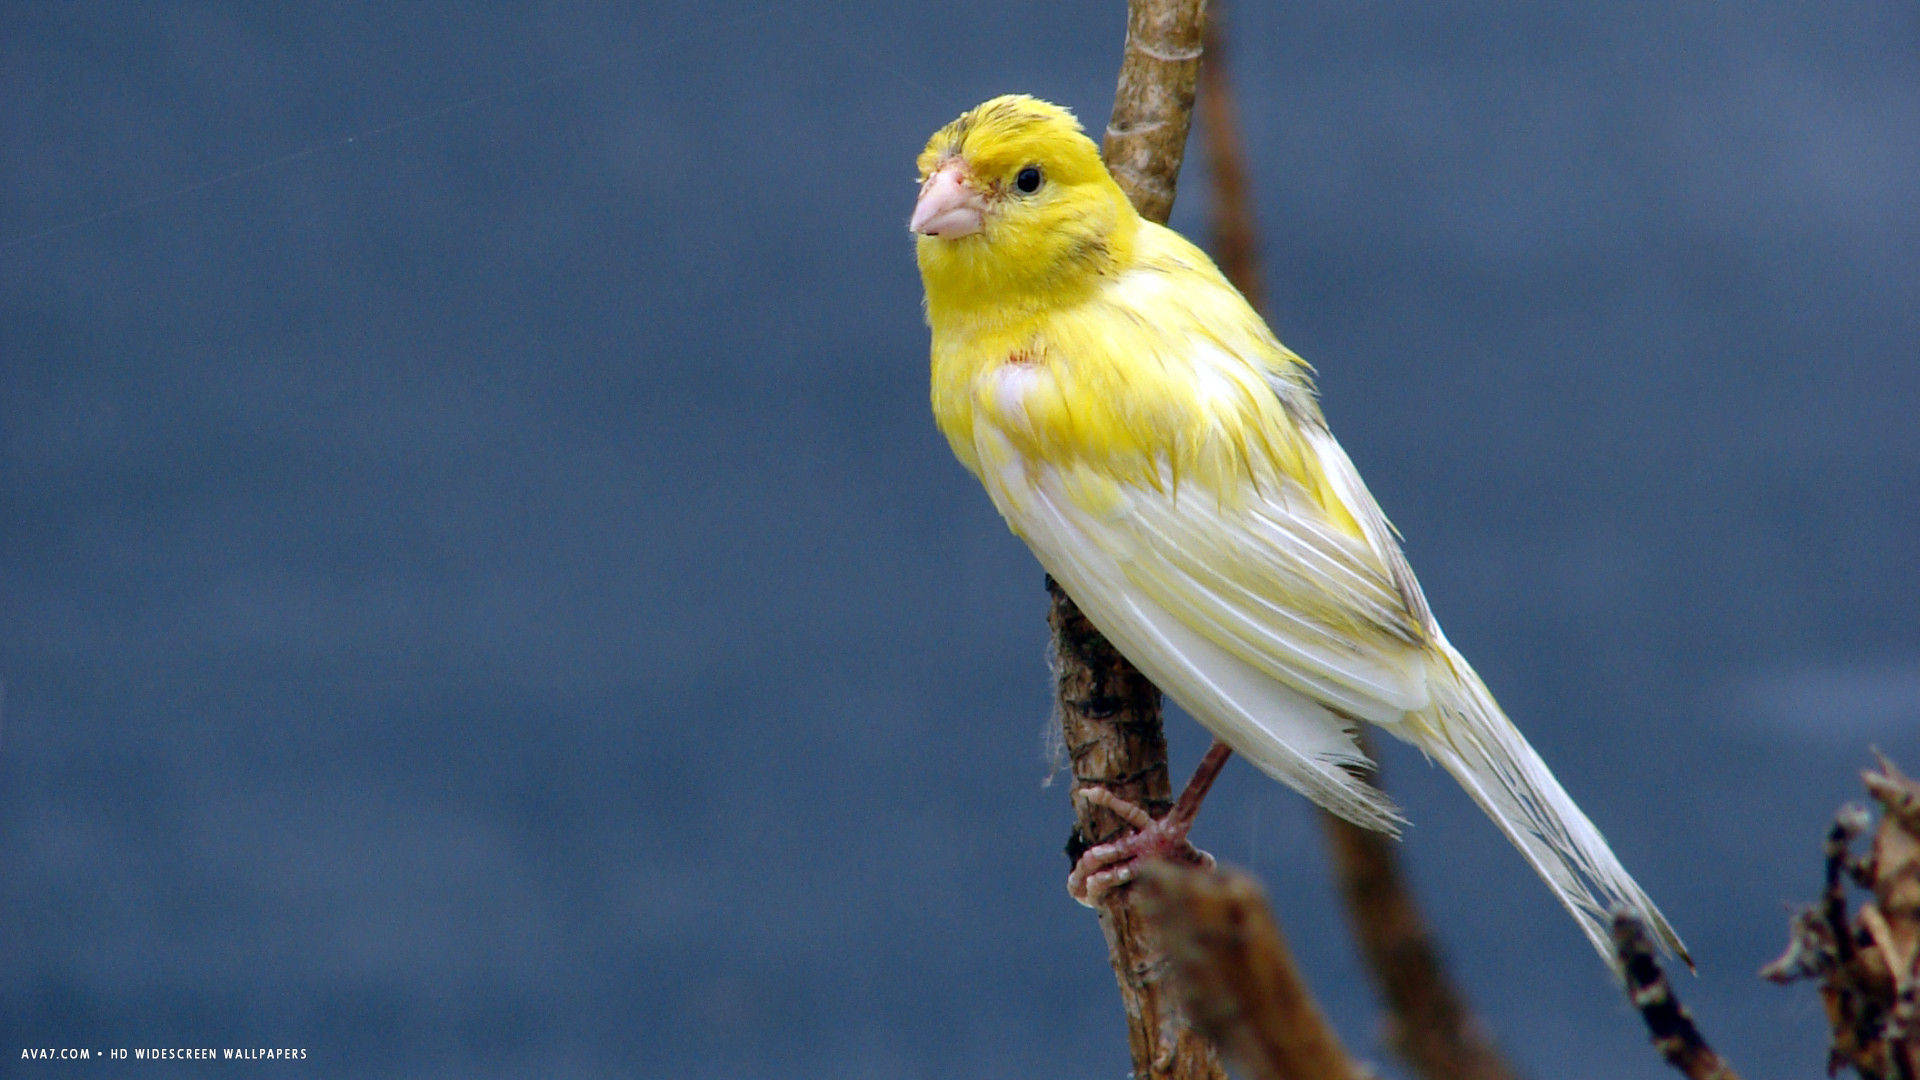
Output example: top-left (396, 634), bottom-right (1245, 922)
top-left (974, 427), bottom-right (1402, 830)
top-left (975, 352), bottom-right (1687, 965)
top-left (1302, 425), bottom-right (1686, 958)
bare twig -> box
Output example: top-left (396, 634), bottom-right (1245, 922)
top-left (1196, 14), bottom-right (1262, 314)
top-left (1319, 760), bottom-right (1523, 1080)
top-left (1135, 862), bottom-right (1370, 1080)
top-left (1761, 907), bottom-right (1838, 985)
top-left (1051, 582), bottom-right (1221, 1080)
top-left (1767, 755), bottom-right (1920, 1080)
top-left (1196, 17), bottom-right (1521, 1080)
top-left (1613, 913), bottom-right (1741, 1080)
top-left (1866, 752), bottom-right (1920, 835)
top-left (1102, 0), bottom-right (1207, 226)
top-left (1053, 3), bottom-right (1218, 1078)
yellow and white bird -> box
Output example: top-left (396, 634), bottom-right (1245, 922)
top-left (911, 94), bottom-right (1685, 965)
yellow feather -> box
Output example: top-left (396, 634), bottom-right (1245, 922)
top-left (917, 96), bottom-right (1336, 524)
top-left (913, 95), bottom-right (1685, 966)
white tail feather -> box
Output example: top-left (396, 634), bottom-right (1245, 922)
top-left (1409, 635), bottom-right (1688, 966)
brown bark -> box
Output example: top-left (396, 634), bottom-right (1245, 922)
top-left (1765, 753), bottom-right (1920, 1080)
top-left (1050, 580), bottom-right (1221, 1080)
top-left (1196, 17), bottom-right (1263, 315)
top-left (1318, 741), bottom-right (1522, 1080)
top-left (1053, 3), bottom-right (1219, 1077)
top-left (1102, 0), bottom-right (1207, 227)
top-left (1614, 913), bottom-right (1742, 1080)
top-left (1197, 16), bottom-right (1522, 1080)
top-left (1135, 862), bottom-right (1368, 1080)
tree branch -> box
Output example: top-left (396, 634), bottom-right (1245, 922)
top-left (1766, 754), bottom-right (1920, 1080)
top-left (1102, 0), bottom-right (1207, 226)
top-left (1196, 15), bottom-right (1262, 314)
top-left (1613, 913), bottom-right (1741, 1080)
top-left (1135, 862), bottom-right (1369, 1080)
top-left (1051, 581), bottom-right (1220, 1080)
top-left (1053, 3), bottom-right (1217, 1078)
top-left (1318, 740), bottom-right (1523, 1080)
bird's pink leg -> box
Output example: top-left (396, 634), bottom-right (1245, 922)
top-left (1068, 740), bottom-right (1234, 906)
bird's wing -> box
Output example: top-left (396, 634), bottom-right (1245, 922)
top-left (1087, 429), bottom-right (1432, 727)
top-left (971, 415), bottom-right (1429, 829)
top-left (1294, 417), bottom-right (1436, 628)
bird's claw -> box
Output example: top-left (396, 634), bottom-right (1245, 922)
top-left (1067, 787), bottom-right (1215, 907)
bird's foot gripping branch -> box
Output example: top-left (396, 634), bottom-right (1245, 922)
top-left (1068, 741), bottom-right (1231, 906)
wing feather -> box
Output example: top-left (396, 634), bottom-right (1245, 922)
top-left (973, 426), bottom-right (1407, 829)
top-left (1117, 502), bottom-right (1425, 722)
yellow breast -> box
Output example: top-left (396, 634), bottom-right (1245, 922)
top-left (929, 222), bottom-right (1352, 532)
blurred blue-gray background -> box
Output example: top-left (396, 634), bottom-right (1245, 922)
top-left (4, 3), bottom-right (1916, 1077)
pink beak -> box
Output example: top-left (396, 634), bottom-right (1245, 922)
top-left (910, 164), bottom-right (985, 238)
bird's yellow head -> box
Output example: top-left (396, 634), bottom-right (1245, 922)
top-left (912, 95), bottom-right (1140, 323)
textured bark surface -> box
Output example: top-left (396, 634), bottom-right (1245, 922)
top-left (1135, 863), bottom-right (1368, 1080)
top-left (1051, 5), bottom-right (1219, 1078)
top-left (1764, 754), bottom-right (1920, 1080)
top-left (1102, 0), bottom-right (1207, 226)
top-left (1050, 579), bottom-right (1222, 1080)
top-left (1614, 914), bottom-right (1742, 1080)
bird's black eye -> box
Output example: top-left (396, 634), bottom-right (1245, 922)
top-left (1014, 165), bottom-right (1043, 194)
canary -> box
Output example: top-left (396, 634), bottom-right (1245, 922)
top-left (911, 94), bottom-right (1684, 965)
